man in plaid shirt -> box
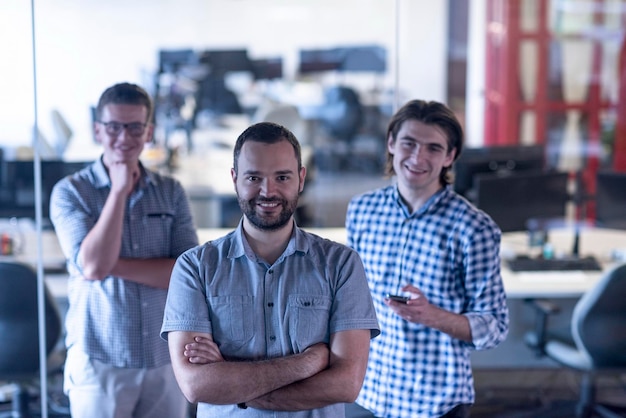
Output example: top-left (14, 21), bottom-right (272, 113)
top-left (346, 100), bottom-right (509, 418)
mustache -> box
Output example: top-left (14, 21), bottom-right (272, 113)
top-left (254, 197), bottom-right (284, 204)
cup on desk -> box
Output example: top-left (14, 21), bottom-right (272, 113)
top-left (1, 233), bottom-right (14, 255)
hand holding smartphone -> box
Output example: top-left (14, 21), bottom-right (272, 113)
top-left (386, 293), bottom-right (410, 304)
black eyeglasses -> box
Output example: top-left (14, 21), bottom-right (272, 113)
top-left (97, 121), bottom-right (148, 137)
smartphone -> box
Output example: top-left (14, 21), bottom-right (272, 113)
top-left (386, 294), bottom-right (410, 304)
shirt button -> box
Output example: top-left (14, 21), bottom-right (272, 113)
top-left (269, 336), bottom-right (276, 341)
top-left (268, 269), bottom-right (273, 274)
top-left (142, 302), bottom-right (148, 308)
top-left (267, 302), bottom-right (274, 307)
top-left (133, 244), bottom-right (139, 250)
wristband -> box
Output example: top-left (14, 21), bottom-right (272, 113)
top-left (237, 402), bottom-right (247, 409)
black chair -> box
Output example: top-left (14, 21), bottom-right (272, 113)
top-left (524, 263), bottom-right (626, 418)
top-left (0, 262), bottom-right (64, 418)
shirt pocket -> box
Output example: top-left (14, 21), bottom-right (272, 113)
top-left (288, 294), bottom-right (332, 352)
top-left (140, 212), bottom-right (174, 256)
top-left (208, 295), bottom-right (254, 351)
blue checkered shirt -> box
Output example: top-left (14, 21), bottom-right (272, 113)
top-left (50, 158), bottom-right (198, 368)
top-left (346, 184), bottom-right (509, 418)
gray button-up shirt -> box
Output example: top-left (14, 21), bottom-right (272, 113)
top-left (162, 221), bottom-right (380, 417)
top-left (50, 158), bottom-right (198, 368)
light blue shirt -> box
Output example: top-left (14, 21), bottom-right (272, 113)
top-left (50, 157), bottom-right (198, 368)
top-left (161, 220), bottom-right (380, 418)
top-left (347, 184), bottom-right (509, 418)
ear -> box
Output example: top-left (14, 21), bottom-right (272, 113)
top-left (93, 122), bottom-right (103, 144)
top-left (298, 166), bottom-right (307, 193)
top-left (386, 133), bottom-right (395, 154)
top-left (444, 147), bottom-right (457, 168)
top-left (144, 124), bottom-right (155, 144)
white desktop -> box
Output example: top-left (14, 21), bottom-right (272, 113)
top-left (7, 222), bottom-right (626, 369)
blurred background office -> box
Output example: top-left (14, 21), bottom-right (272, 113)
top-left (2, 0), bottom-right (625, 230)
top-left (1, 1), bottom-right (626, 416)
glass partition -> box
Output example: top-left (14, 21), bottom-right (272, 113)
top-left (30, 0), bottom-right (446, 228)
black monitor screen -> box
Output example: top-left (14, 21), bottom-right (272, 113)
top-left (251, 57), bottom-right (283, 80)
top-left (595, 171), bottom-right (626, 229)
top-left (298, 48), bottom-right (343, 73)
top-left (473, 170), bottom-right (569, 233)
top-left (158, 49), bottom-right (197, 74)
top-left (199, 49), bottom-right (252, 74)
top-left (453, 144), bottom-right (545, 198)
top-left (0, 160), bottom-right (90, 222)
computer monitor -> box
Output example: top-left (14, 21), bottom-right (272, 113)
top-left (453, 144), bottom-right (546, 199)
top-left (0, 160), bottom-right (90, 224)
top-left (251, 57), bottom-right (283, 80)
top-left (473, 170), bottom-right (570, 233)
top-left (158, 49), bottom-right (197, 74)
top-left (595, 171), bottom-right (626, 229)
top-left (339, 45), bottom-right (386, 73)
top-left (199, 49), bottom-right (253, 75)
top-left (298, 48), bottom-right (343, 73)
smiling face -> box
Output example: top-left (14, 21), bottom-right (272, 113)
top-left (95, 103), bottom-right (153, 167)
top-left (232, 138), bottom-right (306, 231)
top-left (388, 119), bottom-right (456, 209)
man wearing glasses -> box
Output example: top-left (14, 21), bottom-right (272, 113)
top-left (50, 82), bottom-right (198, 418)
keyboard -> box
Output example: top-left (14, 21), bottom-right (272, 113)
top-left (507, 256), bottom-right (602, 272)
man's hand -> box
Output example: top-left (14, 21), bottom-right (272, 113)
top-left (384, 284), bottom-right (431, 324)
top-left (108, 161), bottom-right (139, 196)
top-left (184, 336), bottom-right (225, 364)
top-left (385, 284), bottom-right (472, 342)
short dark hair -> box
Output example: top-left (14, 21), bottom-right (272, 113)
top-left (96, 82), bottom-right (153, 123)
top-left (233, 122), bottom-right (302, 174)
top-left (385, 99), bottom-right (464, 185)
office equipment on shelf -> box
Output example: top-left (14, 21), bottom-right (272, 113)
top-left (506, 255), bottom-right (602, 272)
top-left (523, 263), bottom-right (626, 417)
top-left (0, 160), bottom-right (90, 224)
top-left (473, 170), bottom-right (569, 233)
top-left (595, 170), bottom-right (626, 230)
top-left (453, 144), bottom-right (545, 199)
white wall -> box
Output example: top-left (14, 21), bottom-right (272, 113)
top-left (1, 0), bottom-right (449, 159)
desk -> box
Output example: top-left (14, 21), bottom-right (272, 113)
top-left (499, 228), bottom-right (625, 299)
top-left (28, 225), bottom-right (626, 369)
top-left (33, 226), bottom-right (626, 302)
top-left (201, 227), bottom-right (625, 299)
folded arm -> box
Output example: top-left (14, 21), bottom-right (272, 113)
top-left (180, 329), bottom-right (371, 411)
top-left (168, 331), bottom-right (329, 405)
top-left (247, 329), bottom-right (371, 411)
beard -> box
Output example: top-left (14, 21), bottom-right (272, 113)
top-left (238, 195), bottom-right (299, 231)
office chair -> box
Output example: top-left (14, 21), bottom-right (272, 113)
top-left (0, 262), bottom-right (64, 418)
top-left (315, 86), bottom-right (365, 172)
top-left (524, 263), bottom-right (626, 418)
top-left (320, 85), bottom-right (363, 146)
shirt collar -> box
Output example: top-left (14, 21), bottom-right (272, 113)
top-left (230, 218), bottom-right (307, 262)
top-left (392, 183), bottom-right (452, 217)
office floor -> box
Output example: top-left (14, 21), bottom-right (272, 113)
top-left (345, 369), bottom-right (626, 417)
top-left (2, 368), bottom-right (625, 417)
